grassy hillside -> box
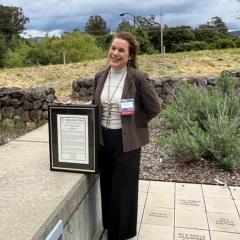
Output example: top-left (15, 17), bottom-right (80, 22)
top-left (0, 48), bottom-right (239, 100)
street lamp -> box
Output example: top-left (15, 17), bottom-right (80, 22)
top-left (120, 12), bottom-right (136, 28)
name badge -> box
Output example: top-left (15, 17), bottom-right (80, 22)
top-left (120, 99), bottom-right (135, 115)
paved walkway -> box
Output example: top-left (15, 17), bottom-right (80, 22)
top-left (102, 180), bottom-right (240, 240)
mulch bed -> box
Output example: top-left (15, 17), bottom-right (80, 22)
top-left (140, 114), bottom-right (240, 186)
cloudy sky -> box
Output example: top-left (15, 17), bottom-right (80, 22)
top-left (1, 0), bottom-right (240, 37)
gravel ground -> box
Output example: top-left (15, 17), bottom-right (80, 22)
top-left (140, 114), bottom-right (240, 186)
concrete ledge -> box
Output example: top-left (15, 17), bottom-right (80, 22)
top-left (0, 124), bottom-right (103, 240)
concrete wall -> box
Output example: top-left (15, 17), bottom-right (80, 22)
top-left (0, 124), bottom-right (103, 240)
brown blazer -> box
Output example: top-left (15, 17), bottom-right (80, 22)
top-left (93, 67), bottom-right (161, 152)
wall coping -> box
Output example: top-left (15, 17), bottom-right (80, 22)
top-left (0, 124), bottom-right (100, 239)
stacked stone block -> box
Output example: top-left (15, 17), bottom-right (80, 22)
top-left (0, 86), bottom-right (55, 128)
top-left (72, 71), bottom-right (240, 107)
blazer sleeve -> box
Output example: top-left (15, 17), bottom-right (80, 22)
top-left (140, 74), bottom-right (162, 121)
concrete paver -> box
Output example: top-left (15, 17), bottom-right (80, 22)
top-left (138, 224), bottom-right (174, 240)
top-left (146, 192), bottom-right (174, 208)
top-left (138, 192), bottom-right (147, 206)
top-left (175, 209), bottom-right (209, 230)
top-left (148, 181), bottom-right (175, 194)
top-left (202, 184), bottom-right (232, 198)
top-left (139, 180), bottom-right (150, 193)
top-left (136, 181), bottom-right (240, 240)
top-left (175, 227), bottom-right (211, 240)
top-left (210, 231), bottom-right (240, 240)
top-left (175, 195), bottom-right (205, 212)
top-left (205, 197), bottom-right (237, 214)
top-left (142, 206), bottom-right (174, 226)
top-left (176, 183), bottom-right (202, 196)
top-left (230, 186), bottom-right (240, 200)
top-left (236, 200), bottom-right (240, 213)
top-left (207, 212), bottom-right (240, 233)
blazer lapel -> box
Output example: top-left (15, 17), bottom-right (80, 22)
top-left (122, 68), bottom-right (134, 99)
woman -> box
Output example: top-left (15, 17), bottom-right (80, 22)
top-left (92, 32), bottom-right (161, 240)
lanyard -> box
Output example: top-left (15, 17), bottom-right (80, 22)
top-left (105, 68), bottom-right (127, 128)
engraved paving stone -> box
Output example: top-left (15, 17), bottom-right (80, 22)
top-left (175, 227), bottom-right (210, 240)
top-left (208, 212), bottom-right (240, 233)
top-left (176, 196), bottom-right (205, 212)
top-left (142, 206), bottom-right (174, 226)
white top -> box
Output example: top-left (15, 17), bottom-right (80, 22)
top-left (100, 67), bottom-right (127, 129)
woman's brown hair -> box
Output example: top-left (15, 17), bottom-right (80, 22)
top-left (111, 31), bottom-right (139, 69)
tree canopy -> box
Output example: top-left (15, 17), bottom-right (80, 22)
top-left (0, 5), bottom-right (29, 40)
top-left (198, 16), bottom-right (228, 35)
top-left (85, 15), bottom-right (109, 36)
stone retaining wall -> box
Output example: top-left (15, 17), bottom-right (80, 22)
top-left (0, 86), bottom-right (55, 128)
top-left (72, 71), bottom-right (240, 106)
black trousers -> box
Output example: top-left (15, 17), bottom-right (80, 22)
top-left (100, 127), bottom-right (141, 240)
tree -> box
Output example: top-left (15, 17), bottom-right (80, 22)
top-left (197, 16), bottom-right (228, 36)
top-left (117, 20), bottom-right (134, 32)
top-left (195, 16), bottom-right (228, 43)
top-left (0, 5), bottom-right (29, 40)
top-left (209, 16), bottom-right (228, 35)
top-left (85, 15), bottom-right (109, 35)
top-left (135, 15), bottom-right (160, 31)
top-left (163, 25), bottom-right (195, 52)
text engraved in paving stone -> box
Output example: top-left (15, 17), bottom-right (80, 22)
top-left (216, 217), bottom-right (235, 226)
top-left (149, 212), bottom-right (168, 219)
top-left (178, 233), bottom-right (206, 240)
top-left (179, 199), bottom-right (200, 207)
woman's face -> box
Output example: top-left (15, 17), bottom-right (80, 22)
top-left (108, 38), bottom-right (130, 70)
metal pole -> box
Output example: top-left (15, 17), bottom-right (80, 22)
top-left (120, 13), bottom-right (136, 29)
top-left (133, 16), bottom-right (136, 29)
top-left (160, 8), bottom-right (164, 55)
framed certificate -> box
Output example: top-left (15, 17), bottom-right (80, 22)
top-left (48, 104), bottom-right (99, 173)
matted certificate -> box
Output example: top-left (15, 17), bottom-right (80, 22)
top-left (48, 104), bottom-right (99, 173)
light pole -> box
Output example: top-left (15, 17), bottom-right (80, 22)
top-left (120, 12), bottom-right (136, 28)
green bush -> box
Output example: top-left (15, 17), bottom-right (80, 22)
top-left (96, 34), bottom-right (113, 51)
top-left (0, 40), bottom-right (7, 67)
top-left (234, 38), bottom-right (240, 48)
top-left (211, 38), bottom-right (236, 49)
top-left (3, 41), bottom-right (31, 67)
top-left (3, 32), bottom-right (105, 67)
top-left (162, 72), bottom-right (240, 170)
top-left (172, 41), bottom-right (209, 52)
top-left (134, 28), bottom-right (155, 54)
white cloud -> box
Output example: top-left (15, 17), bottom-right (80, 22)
top-left (1, 0), bottom-right (239, 36)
